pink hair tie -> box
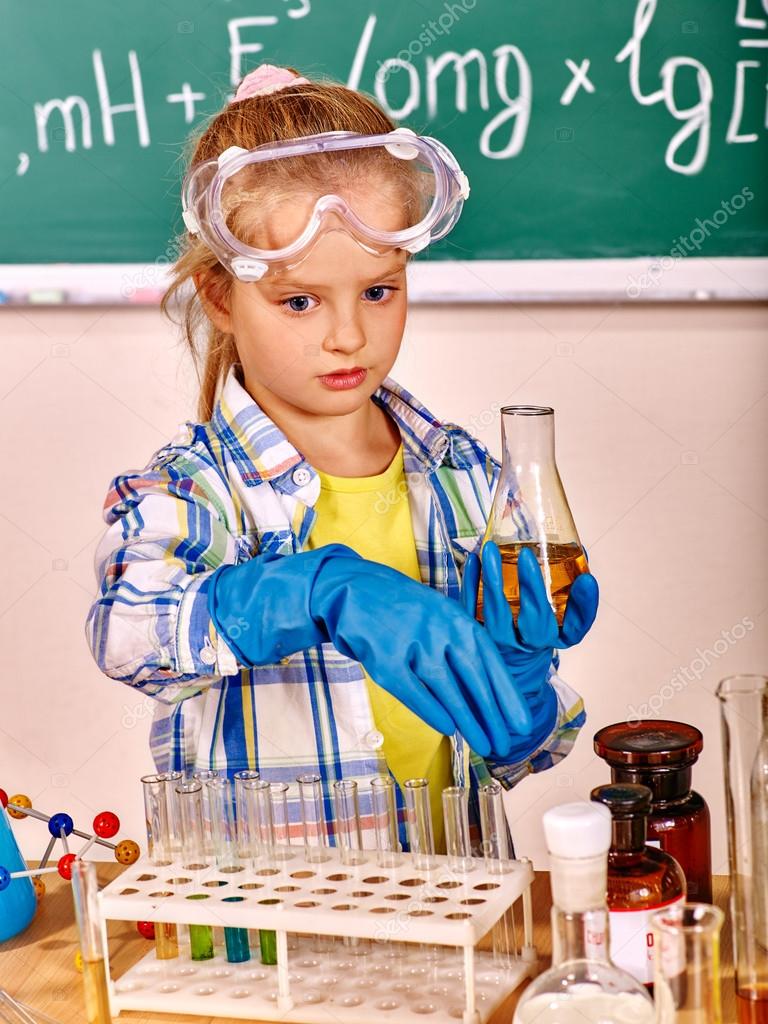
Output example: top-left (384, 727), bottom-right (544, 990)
top-left (232, 64), bottom-right (310, 102)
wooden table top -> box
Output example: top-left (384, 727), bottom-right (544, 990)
top-left (0, 865), bottom-right (735, 1023)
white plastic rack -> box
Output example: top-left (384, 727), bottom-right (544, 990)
top-left (98, 844), bottom-right (537, 1023)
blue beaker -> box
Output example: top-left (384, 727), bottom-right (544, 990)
top-left (0, 805), bottom-right (36, 941)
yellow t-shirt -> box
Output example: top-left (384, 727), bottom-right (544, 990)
top-left (304, 443), bottom-right (451, 851)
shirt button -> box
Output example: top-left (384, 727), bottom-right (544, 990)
top-left (199, 645), bottom-right (217, 666)
top-left (364, 729), bottom-right (384, 750)
top-left (292, 466), bottom-right (312, 487)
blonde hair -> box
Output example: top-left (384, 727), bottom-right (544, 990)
top-left (161, 68), bottom-right (413, 421)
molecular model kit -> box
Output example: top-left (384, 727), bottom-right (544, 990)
top-left (87, 771), bottom-right (538, 1024)
top-left (0, 787), bottom-right (139, 897)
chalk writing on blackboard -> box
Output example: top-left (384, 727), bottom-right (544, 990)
top-left (15, 0), bottom-right (767, 179)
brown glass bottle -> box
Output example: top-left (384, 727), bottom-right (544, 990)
top-left (591, 783), bottom-right (686, 990)
top-left (593, 720), bottom-right (712, 903)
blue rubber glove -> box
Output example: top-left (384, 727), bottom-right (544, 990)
top-left (208, 544), bottom-right (535, 758)
top-left (461, 541), bottom-right (599, 761)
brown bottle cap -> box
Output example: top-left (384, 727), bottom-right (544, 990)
top-left (590, 783), bottom-right (653, 818)
top-left (593, 720), bottom-right (703, 768)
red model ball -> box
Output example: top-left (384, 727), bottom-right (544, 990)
top-left (0, 789), bottom-right (7, 809)
top-left (57, 853), bottom-right (77, 880)
top-left (93, 811), bottom-right (120, 839)
top-left (136, 921), bottom-right (156, 940)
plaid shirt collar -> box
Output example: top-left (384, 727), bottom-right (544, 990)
top-left (211, 365), bottom-right (467, 498)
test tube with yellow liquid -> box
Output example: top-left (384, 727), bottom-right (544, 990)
top-left (475, 405), bottom-right (588, 627)
top-left (71, 859), bottom-right (112, 1024)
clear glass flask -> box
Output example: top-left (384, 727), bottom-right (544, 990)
top-left (717, 674), bottom-right (768, 1023)
top-left (477, 405), bottom-right (588, 626)
top-left (651, 902), bottom-right (724, 1024)
top-left (512, 802), bottom-right (654, 1024)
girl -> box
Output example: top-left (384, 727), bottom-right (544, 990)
top-left (86, 63), bottom-right (598, 849)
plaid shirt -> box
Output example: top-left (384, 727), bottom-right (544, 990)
top-left (87, 368), bottom-right (585, 840)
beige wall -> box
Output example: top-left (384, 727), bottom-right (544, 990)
top-left (1, 300), bottom-right (766, 871)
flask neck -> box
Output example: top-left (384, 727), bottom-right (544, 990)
top-left (549, 852), bottom-right (612, 965)
top-left (500, 407), bottom-right (556, 465)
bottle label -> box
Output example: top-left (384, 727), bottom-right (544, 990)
top-left (609, 897), bottom-right (684, 984)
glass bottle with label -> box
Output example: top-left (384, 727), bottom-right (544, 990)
top-left (476, 405), bottom-right (588, 626)
top-left (591, 782), bottom-right (686, 989)
top-left (593, 720), bottom-right (712, 902)
top-left (512, 802), bottom-right (654, 1024)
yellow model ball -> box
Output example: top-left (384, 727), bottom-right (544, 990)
top-left (32, 876), bottom-right (45, 901)
top-left (74, 950), bottom-right (83, 973)
top-left (114, 839), bottom-right (140, 865)
top-left (8, 795), bottom-right (32, 820)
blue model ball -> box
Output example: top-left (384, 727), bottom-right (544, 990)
top-left (48, 813), bottom-right (74, 838)
top-left (0, 866), bottom-right (10, 892)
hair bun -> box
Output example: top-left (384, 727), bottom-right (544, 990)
top-left (232, 64), bottom-right (311, 103)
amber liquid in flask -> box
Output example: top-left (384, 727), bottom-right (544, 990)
top-left (476, 405), bottom-right (588, 629)
top-left (476, 541), bottom-right (588, 626)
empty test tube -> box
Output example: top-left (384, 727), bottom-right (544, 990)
top-left (332, 780), bottom-right (364, 865)
top-left (442, 786), bottom-right (474, 873)
top-left (298, 774), bottom-right (330, 863)
top-left (479, 781), bottom-right (518, 968)
top-left (404, 778), bottom-right (435, 870)
top-left (141, 774), bottom-right (179, 960)
top-left (175, 781), bottom-right (214, 961)
top-left (234, 770), bottom-right (260, 858)
top-left (270, 782), bottom-right (292, 853)
top-left (371, 775), bottom-right (400, 867)
top-left (243, 779), bottom-right (278, 965)
top-left (70, 860), bottom-right (111, 1024)
top-left (192, 769), bottom-right (219, 855)
top-left (207, 778), bottom-right (250, 963)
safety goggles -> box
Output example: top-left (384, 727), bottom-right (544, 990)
top-left (181, 129), bottom-right (470, 282)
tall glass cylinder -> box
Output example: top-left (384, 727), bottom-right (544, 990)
top-left (71, 860), bottom-right (112, 1024)
top-left (477, 405), bottom-right (588, 626)
top-left (651, 903), bottom-right (724, 1024)
top-left (717, 674), bottom-right (768, 1022)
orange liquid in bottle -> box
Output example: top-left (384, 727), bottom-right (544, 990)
top-left (738, 986), bottom-right (768, 1024)
top-left (476, 542), bottom-right (588, 626)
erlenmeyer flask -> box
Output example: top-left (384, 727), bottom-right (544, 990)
top-left (477, 405), bottom-right (588, 626)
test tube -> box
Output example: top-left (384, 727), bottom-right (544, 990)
top-left (298, 774), bottom-right (330, 863)
top-left (442, 787), bottom-right (474, 874)
top-left (270, 782), bottom-right (292, 853)
top-left (332, 780), bottom-right (364, 865)
top-left (70, 860), bottom-right (111, 1024)
top-left (243, 779), bottom-right (278, 965)
top-left (371, 776), bottom-right (401, 868)
top-left (175, 781), bottom-right (214, 961)
top-left (234, 770), bottom-right (260, 858)
top-left (192, 769), bottom-right (219, 855)
top-left (141, 774), bottom-right (179, 960)
top-left (478, 781), bottom-right (518, 969)
top-left (404, 778), bottom-right (435, 870)
top-left (207, 778), bottom-right (250, 964)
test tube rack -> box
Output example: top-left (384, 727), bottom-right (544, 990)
top-left (98, 844), bottom-right (537, 1024)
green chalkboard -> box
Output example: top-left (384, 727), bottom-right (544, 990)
top-left (1, 0), bottom-right (766, 265)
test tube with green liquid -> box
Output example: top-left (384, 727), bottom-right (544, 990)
top-left (207, 777), bottom-right (250, 963)
top-left (175, 781), bottom-right (214, 961)
top-left (244, 779), bottom-right (278, 965)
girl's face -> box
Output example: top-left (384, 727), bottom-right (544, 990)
top-left (200, 185), bottom-right (409, 421)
